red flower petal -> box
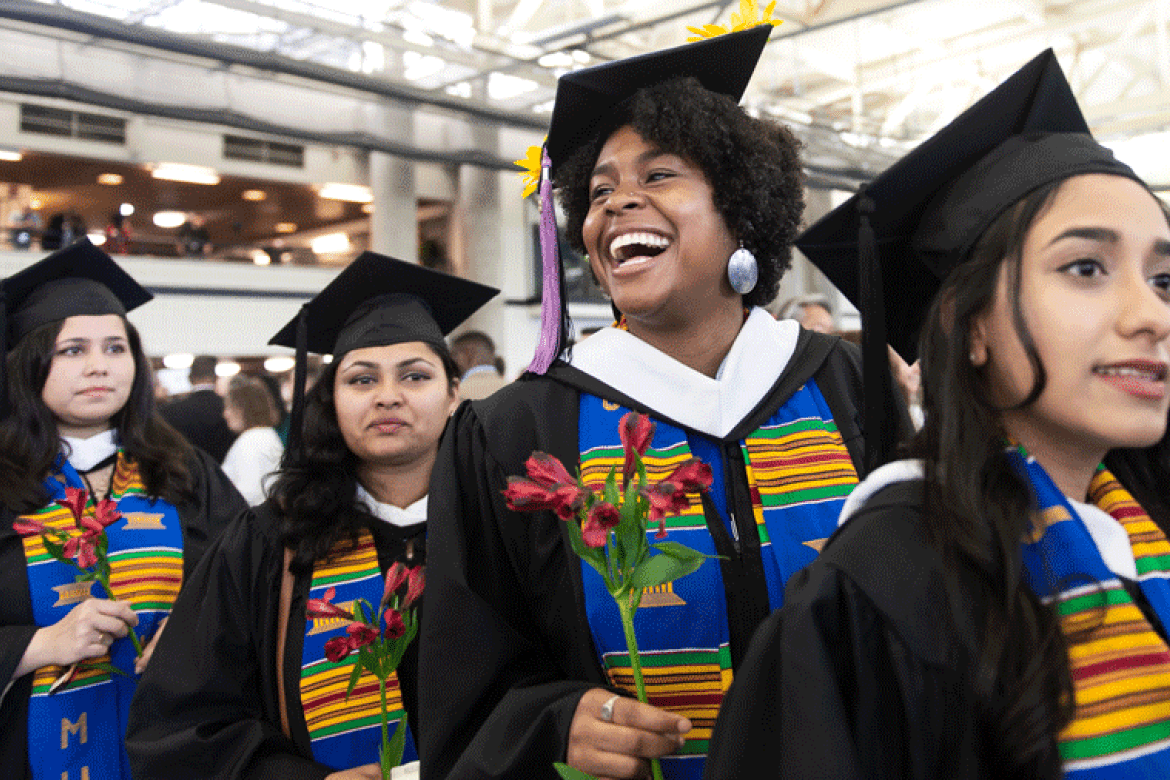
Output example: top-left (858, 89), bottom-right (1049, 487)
top-left (589, 502), bottom-right (621, 530)
top-left (525, 452), bottom-right (575, 489)
top-left (324, 636), bottom-right (352, 663)
top-left (383, 609), bottom-right (406, 639)
top-left (382, 562), bottom-right (408, 605)
top-left (403, 567), bottom-right (425, 608)
top-left (346, 622), bottom-right (378, 648)
top-left (57, 487), bottom-right (88, 524)
top-left (619, 412), bottom-right (655, 487)
top-left (93, 498), bottom-right (122, 528)
top-left (661, 459), bottom-right (714, 493)
top-left (502, 477), bottom-right (560, 513)
top-left (12, 519), bottom-right (48, 536)
top-left (306, 586), bottom-right (353, 620)
top-left (76, 541), bottom-right (98, 569)
top-left (79, 514), bottom-right (104, 534)
top-left (581, 517), bottom-right (609, 548)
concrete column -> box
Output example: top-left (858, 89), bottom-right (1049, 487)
top-left (368, 101), bottom-right (417, 261)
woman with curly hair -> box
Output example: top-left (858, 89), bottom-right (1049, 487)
top-left (706, 50), bottom-right (1170, 779)
top-left (419, 26), bottom-right (907, 780)
top-left (125, 253), bottom-right (496, 779)
top-left (0, 240), bottom-right (246, 780)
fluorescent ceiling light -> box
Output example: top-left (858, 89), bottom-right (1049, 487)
top-left (163, 353), bottom-right (195, 370)
top-left (264, 356), bottom-right (296, 373)
top-left (120, 203), bottom-right (135, 217)
top-left (215, 361), bottom-right (241, 378)
top-left (97, 173), bottom-right (123, 185)
top-left (311, 232), bottom-right (351, 254)
top-left (87, 232), bottom-right (107, 246)
top-left (153, 211), bottom-right (187, 229)
top-left (252, 250), bottom-right (271, 265)
top-left (152, 163), bottom-right (221, 185)
top-left (316, 183), bottom-right (373, 203)
top-left (275, 222), bottom-right (298, 233)
top-left (242, 189), bottom-right (267, 201)
top-left (0, 150), bottom-right (22, 162)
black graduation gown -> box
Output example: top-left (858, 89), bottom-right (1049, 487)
top-left (703, 479), bottom-right (996, 780)
top-left (0, 448), bottom-right (246, 779)
top-left (418, 330), bottom-right (896, 780)
top-left (125, 499), bottom-right (424, 780)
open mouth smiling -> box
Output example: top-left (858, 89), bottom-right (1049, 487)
top-left (609, 232), bottom-right (670, 265)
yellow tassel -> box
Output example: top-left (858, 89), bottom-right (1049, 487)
top-left (514, 140), bottom-right (545, 200)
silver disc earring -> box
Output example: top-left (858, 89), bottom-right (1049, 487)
top-left (727, 245), bottom-right (758, 295)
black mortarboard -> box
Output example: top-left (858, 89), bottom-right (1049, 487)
top-left (2, 238), bottom-right (152, 346)
top-left (270, 251), bottom-right (498, 453)
top-left (545, 25), bottom-right (771, 181)
top-left (529, 25), bottom-right (773, 374)
top-left (0, 239), bottom-right (152, 413)
top-left (795, 49), bottom-right (1140, 471)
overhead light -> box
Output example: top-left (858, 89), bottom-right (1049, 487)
top-left (97, 173), bottom-right (123, 185)
top-left (251, 249), bottom-right (271, 266)
top-left (163, 353), bottom-right (195, 370)
top-left (120, 203), bottom-right (135, 217)
top-left (322, 354), bottom-right (333, 364)
top-left (242, 189), bottom-right (267, 201)
top-left (0, 150), bottom-right (23, 162)
top-left (361, 203), bottom-right (374, 214)
top-left (264, 356), bottom-right (296, 373)
top-left (153, 211), bottom-right (186, 229)
top-left (311, 233), bottom-right (351, 254)
top-left (151, 163), bottom-right (220, 185)
top-left (316, 183), bottom-right (373, 203)
top-left (29, 196), bottom-right (43, 209)
top-left (215, 361), bottom-right (241, 378)
top-left (275, 222), bottom-right (297, 233)
top-left (87, 232), bottom-right (107, 246)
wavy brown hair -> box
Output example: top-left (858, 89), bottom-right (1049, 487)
top-left (0, 317), bottom-right (193, 513)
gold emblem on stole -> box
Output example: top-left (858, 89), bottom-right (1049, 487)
top-left (307, 600), bottom-right (358, 635)
top-left (640, 582), bottom-right (686, 607)
top-left (52, 582), bottom-right (94, 608)
top-left (121, 512), bottom-right (166, 530)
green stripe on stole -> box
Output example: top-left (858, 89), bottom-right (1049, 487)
top-left (576, 383), bottom-right (856, 778)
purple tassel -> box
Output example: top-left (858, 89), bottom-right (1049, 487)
top-left (527, 148), bottom-right (561, 375)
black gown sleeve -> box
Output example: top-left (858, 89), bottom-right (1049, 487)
top-left (126, 504), bottom-right (330, 780)
top-left (175, 447), bottom-right (248, 581)
top-left (704, 484), bottom-right (988, 780)
top-left (419, 397), bottom-right (606, 780)
top-left (0, 512), bottom-right (37, 780)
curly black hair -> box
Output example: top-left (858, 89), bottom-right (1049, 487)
top-left (554, 76), bottom-right (805, 309)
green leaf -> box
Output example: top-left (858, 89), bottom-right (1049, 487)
top-left (85, 661), bottom-right (127, 678)
top-left (553, 763), bottom-right (599, 780)
top-left (384, 714), bottom-right (408, 770)
top-left (650, 541), bottom-right (722, 561)
top-left (604, 466), bottom-right (620, 507)
top-left (344, 658), bottom-right (363, 700)
top-left (630, 551), bottom-right (707, 591)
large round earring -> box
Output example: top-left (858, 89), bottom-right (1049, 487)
top-left (727, 245), bottom-right (758, 295)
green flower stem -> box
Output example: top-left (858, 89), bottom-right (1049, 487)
top-left (379, 676), bottom-right (391, 780)
top-left (617, 598), bottom-right (664, 780)
top-left (97, 575), bottom-right (144, 657)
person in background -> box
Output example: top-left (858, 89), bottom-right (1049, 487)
top-left (221, 375), bottom-right (284, 506)
top-left (160, 355), bottom-right (236, 463)
top-left (126, 253), bottom-right (497, 779)
top-left (706, 50), bottom-right (1170, 779)
top-left (449, 330), bottom-right (507, 401)
top-left (776, 294), bottom-right (835, 333)
top-left (0, 240), bottom-right (246, 780)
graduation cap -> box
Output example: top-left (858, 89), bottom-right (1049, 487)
top-left (528, 25), bottom-right (774, 374)
top-left (795, 49), bottom-right (1140, 471)
top-left (270, 251), bottom-right (498, 453)
top-left (0, 239), bottom-right (153, 412)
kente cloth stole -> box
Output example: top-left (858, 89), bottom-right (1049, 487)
top-left (21, 453), bottom-right (183, 780)
top-left (301, 528), bottom-right (416, 769)
top-left (577, 383), bottom-right (857, 779)
top-left (1008, 449), bottom-right (1170, 776)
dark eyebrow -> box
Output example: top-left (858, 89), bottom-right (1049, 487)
top-left (338, 359), bottom-right (378, 372)
top-left (1045, 227), bottom-right (1119, 248)
top-left (590, 148), bottom-right (674, 180)
top-left (397, 357), bottom-right (435, 371)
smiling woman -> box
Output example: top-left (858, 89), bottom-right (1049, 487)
top-left (418, 25), bottom-right (909, 780)
top-left (705, 51), bottom-right (1170, 780)
top-left (0, 240), bottom-right (247, 780)
top-left (126, 252), bottom-right (497, 780)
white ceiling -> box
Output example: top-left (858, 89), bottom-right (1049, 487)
top-left (6, 0), bottom-right (1170, 186)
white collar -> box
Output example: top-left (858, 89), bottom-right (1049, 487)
top-left (567, 307), bottom-right (799, 438)
top-left (355, 483), bottom-right (428, 528)
top-left (61, 430), bottom-right (119, 472)
top-left (837, 459), bottom-right (925, 526)
top-left (462, 365), bottom-right (498, 380)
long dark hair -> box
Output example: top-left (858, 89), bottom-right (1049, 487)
top-left (271, 341), bottom-right (459, 574)
top-left (0, 317), bottom-right (193, 513)
top-left (909, 179), bottom-right (1076, 777)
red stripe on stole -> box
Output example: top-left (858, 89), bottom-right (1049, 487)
top-left (1072, 650), bottom-right (1170, 681)
top-left (116, 574), bottom-right (181, 587)
top-left (749, 453), bottom-right (853, 468)
top-left (650, 691), bottom-right (723, 708)
top-left (305, 678), bottom-right (386, 709)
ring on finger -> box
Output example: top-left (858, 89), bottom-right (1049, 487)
top-left (599, 694), bottom-right (620, 724)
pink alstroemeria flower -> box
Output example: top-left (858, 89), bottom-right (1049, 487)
top-left (382, 562), bottom-right (409, 606)
top-left (403, 567), bottom-right (425, 608)
top-left (383, 609), bottom-right (406, 640)
top-left (619, 412), bottom-right (655, 488)
top-left (307, 586), bottom-right (354, 620)
top-left (12, 518), bottom-right (49, 536)
top-left (324, 636), bottom-right (352, 663)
